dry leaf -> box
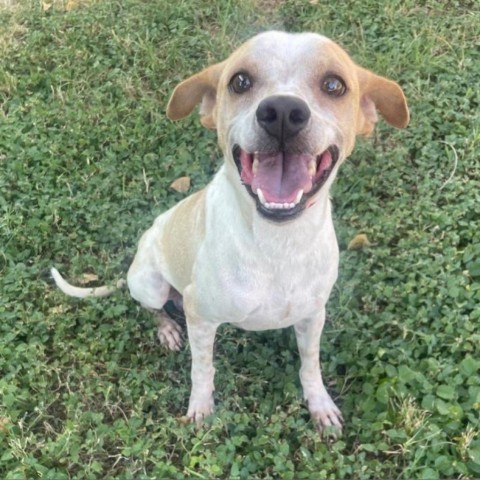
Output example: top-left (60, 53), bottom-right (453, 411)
top-left (347, 234), bottom-right (373, 250)
top-left (49, 305), bottom-right (68, 315)
top-left (0, 417), bottom-right (9, 432)
top-left (177, 415), bottom-right (191, 425)
top-left (77, 273), bottom-right (99, 285)
top-left (170, 176), bottom-right (191, 193)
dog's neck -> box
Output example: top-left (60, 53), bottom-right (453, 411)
top-left (251, 191), bottom-right (334, 253)
top-left (215, 163), bottom-right (335, 251)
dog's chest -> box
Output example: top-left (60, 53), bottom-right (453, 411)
top-left (194, 227), bottom-right (338, 330)
top-left (231, 258), bottom-right (331, 330)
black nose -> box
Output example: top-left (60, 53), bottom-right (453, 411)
top-left (256, 95), bottom-right (311, 143)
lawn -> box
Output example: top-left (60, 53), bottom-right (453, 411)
top-left (1, 0), bottom-right (479, 478)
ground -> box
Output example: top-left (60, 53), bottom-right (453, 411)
top-left (0, 0), bottom-right (479, 478)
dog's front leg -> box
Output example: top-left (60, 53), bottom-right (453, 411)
top-left (186, 320), bottom-right (217, 423)
top-left (294, 313), bottom-right (343, 434)
top-left (184, 291), bottom-right (217, 423)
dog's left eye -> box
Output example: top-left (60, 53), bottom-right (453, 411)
top-left (321, 76), bottom-right (347, 97)
top-left (229, 73), bottom-right (253, 94)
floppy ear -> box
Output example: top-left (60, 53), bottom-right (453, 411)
top-left (356, 66), bottom-right (409, 136)
top-left (166, 61), bottom-right (226, 129)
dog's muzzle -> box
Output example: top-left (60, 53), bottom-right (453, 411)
top-left (233, 95), bottom-right (338, 222)
top-left (233, 145), bottom-right (338, 222)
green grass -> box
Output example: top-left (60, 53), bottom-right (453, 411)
top-left (1, 0), bottom-right (479, 478)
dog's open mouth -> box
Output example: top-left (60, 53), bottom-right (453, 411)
top-left (233, 145), bottom-right (338, 222)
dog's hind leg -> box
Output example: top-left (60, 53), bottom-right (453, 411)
top-left (127, 260), bottom-right (170, 310)
top-left (127, 261), bottom-right (184, 351)
top-left (155, 310), bottom-right (183, 351)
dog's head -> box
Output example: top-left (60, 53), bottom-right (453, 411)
top-left (167, 31), bottom-right (409, 222)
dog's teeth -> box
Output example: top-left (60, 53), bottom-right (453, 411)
top-left (252, 153), bottom-right (259, 175)
top-left (257, 188), bottom-right (267, 206)
top-left (294, 189), bottom-right (304, 205)
top-left (308, 159), bottom-right (316, 177)
top-left (257, 192), bottom-right (298, 210)
top-left (264, 201), bottom-right (295, 210)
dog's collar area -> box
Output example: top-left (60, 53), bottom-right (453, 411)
top-left (233, 145), bottom-right (338, 222)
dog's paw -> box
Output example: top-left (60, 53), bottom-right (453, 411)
top-left (186, 395), bottom-right (214, 425)
top-left (157, 316), bottom-right (183, 351)
top-left (309, 393), bottom-right (344, 438)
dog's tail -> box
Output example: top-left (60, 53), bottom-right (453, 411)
top-left (50, 267), bottom-right (126, 299)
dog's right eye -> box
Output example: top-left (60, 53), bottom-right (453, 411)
top-left (321, 75), bottom-right (347, 97)
top-left (229, 73), bottom-right (253, 94)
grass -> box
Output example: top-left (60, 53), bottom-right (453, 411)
top-left (1, 0), bottom-right (479, 478)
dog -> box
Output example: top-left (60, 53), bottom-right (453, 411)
top-left (52, 31), bottom-right (409, 434)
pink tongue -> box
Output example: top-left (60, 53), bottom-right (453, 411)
top-left (251, 152), bottom-right (314, 203)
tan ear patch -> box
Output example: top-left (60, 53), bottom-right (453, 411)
top-left (356, 66), bottom-right (409, 136)
top-left (166, 61), bottom-right (226, 128)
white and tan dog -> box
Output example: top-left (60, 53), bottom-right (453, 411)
top-left (52, 31), bottom-right (409, 433)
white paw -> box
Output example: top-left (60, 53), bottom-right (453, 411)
top-left (186, 395), bottom-right (214, 424)
top-left (308, 393), bottom-right (344, 436)
top-left (157, 317), bottom-right (183, 351)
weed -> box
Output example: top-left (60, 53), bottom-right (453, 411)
top-left (1, 0), bottom-right (479, 478)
